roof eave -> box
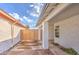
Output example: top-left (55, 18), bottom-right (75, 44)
top-left (0, 9), bottom-right (28, 28)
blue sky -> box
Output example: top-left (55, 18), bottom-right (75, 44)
top-left (0, 3), bottom-right (44, 28)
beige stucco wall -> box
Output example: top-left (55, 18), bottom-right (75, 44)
top-left (0, 17), bottom-right (22, 53)
top-left (0, 17), bottom-right (22, 42)
top-left (0, 18), bottom-right (11, 41)
top-left (54, 14), bottom-right (79, 53)
top-left (13, 25), bottom-right (21, 38)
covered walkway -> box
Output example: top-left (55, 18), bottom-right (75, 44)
top-left (0, 3), bottom-right (71, 55)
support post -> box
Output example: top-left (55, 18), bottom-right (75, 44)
top-left (42, 22), bottom-right (49, 49)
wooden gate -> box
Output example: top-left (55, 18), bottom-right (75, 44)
top-left (20, 29), bottom-right (38, 42)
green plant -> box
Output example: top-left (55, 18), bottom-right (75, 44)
top-left (61, 48), bottom-right (78, 55)
top-left (52, 43), bottom-right (78, 55)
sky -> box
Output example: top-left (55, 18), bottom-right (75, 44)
top-left (0, 3), bottom-right (44, 28)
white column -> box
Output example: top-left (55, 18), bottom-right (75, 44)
top-left (42, 22), bottom-right (49, 49)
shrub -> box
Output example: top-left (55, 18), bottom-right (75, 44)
top-left (61, 48), bottom-right (78, 55)
top-left (53, 43), bottom-right (78, 55)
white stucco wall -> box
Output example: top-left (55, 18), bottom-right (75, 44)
top-left (54, 14), bottom-right (79, 53)
top-left (48, 21), bottom-right (54, 41)
top-left (0, 17), bottom-right (22, 53)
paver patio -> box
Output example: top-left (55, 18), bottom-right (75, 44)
top-left (0, 41), bottom-right (53, 55)
top-left (0, 41), bottom-right (68, 55)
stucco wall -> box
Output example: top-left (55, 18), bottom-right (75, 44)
top-left (0, 33), bottom-right (20, 53)
top-left (13, 25), bottom-right (21, 38)
top-left (48, 21), bottom-right (54, 41)
top-left (54, 14), bottom-right (79, 53)
top-left (0, 18), bottom-right (11, 41)
top-left (0, 17), bottom-right (22, 53)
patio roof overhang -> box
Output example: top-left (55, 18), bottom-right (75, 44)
top-left (36, 3), bottom-right (71, 27)
top-left (36, 3), bottom-right (59, 26)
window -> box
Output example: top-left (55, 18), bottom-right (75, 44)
top-left (55, 26), bottom-right (60, 38)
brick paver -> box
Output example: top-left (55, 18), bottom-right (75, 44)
top-left (0, 42), bottom-right (53, 55)
top-left (49, 44), bottom-right (68, 55)
top-left (0, 41), bottom-right (68, 55)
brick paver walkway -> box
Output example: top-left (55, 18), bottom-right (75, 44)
top-left (0, 41), bottom-right (53, 55)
